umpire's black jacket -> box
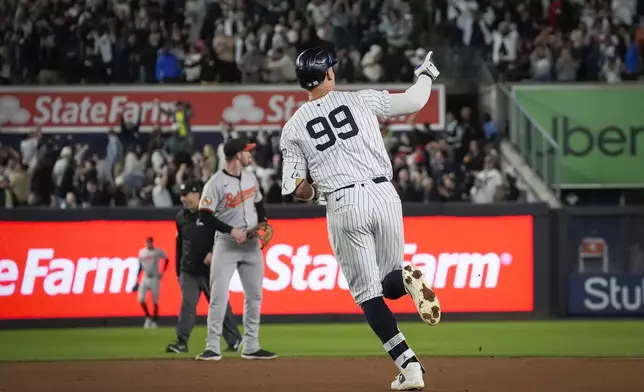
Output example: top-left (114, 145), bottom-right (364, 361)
top-left (175, 208), bottom-right (213, 278)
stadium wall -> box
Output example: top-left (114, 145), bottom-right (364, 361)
top-left (0, 203), bottom-right (552, 328)
top-left (554, 207), bottom-right (644, 319)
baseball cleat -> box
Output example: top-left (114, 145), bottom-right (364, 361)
top-left (149, 321), bottom-right (158, 329)
top-left (143, 318), bottom-right (152, 329)
top-left (166, 340), bottom-right (188, 353)
top-left (241, 349), bottom-right (278, 360)
top-left (403, 264), bottom-right (441, 326)
top-left (390, 362), bottom-right (425, 391)
top-left (195, 350), bottom-right (222, 361)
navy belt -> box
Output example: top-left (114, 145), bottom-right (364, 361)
top-left (330, 176), bottom-right (389, 195)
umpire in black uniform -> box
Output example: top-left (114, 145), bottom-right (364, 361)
top-left (166, 180), bottom-right (243, 353)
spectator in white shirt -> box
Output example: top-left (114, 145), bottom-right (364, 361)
top-left (93, 28), bottom-right (114, 66)
top-left (530, 43), bottom-right (553, 81)
top-left (20, 128), bottom-right (41, 172)
top-left (183, 46), bottom-right (203, 82)
top-left (307, 0), bottom-right (332, 27)
top-left (470, 155), bottom-right (505, 203)
top-left (52, 146), bottom-right (72, 190)
top-left (361, 44), bottom-right (383, 82)
top-left (601, 56), bottom-right (623, 83)
top-left (492, 22), bottom-right (519, 70)
top-left (152, 174), bottom-right (173, 207)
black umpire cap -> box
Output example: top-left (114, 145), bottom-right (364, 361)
top-left (180, 180), bottom-right (203, 196)
top-left (224, 138), bottom-right (256, 159)
top-left (295, 47), bottom-right (338, 91)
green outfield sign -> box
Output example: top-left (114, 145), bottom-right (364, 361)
top-left (513, 85), bottom-right (644, 188)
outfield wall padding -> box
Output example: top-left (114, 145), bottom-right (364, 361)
top-left (0, 203), bottom-right (552, 328)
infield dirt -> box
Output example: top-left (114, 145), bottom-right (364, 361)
top-left (1, 357), bottom-right (643, 392)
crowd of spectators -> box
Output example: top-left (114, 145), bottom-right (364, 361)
top-left (0, 0), bottom-right (527, 208)
top-left (0, 0), bottom-right (441, 85)
top-left (0, 104), bottom-right (519, 209)
top-left (2, 0), bottom-right (642, 84)
top-left (444, 0), bottom-right (644, 82)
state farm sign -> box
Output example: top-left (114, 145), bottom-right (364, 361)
top-left (0, 215), bottom-right (533, 319)
top-left (253, 244), bottom-right (511, 293)
top-left (0, 249), bottom-right (139, 296)
top-left (0, 247), bottom-right (512, 297)
top-left (0, 84), bottom-right (445, 132)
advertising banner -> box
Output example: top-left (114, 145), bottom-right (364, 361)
top-left (0, 216), bottom-right (534, 319)
top-left (568, 273), bottom-right (644, 315)
top-left (513, 85), bottom-right (644, 188)
top-left (0, 84), bottom-right (445, 133)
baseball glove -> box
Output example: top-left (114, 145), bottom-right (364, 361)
top-left (248, 221), bottom-right (274, 249)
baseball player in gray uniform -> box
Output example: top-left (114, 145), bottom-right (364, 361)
top-left (132, 237), bottom-right (169, 329)
top-left (195, 138), bottom-right (277, 361)
top-left (280, 48), bottom-right (442, 391)
top-left (166, 180), bottom-right (242, 354)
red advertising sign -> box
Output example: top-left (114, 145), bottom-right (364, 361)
top-left (0, 216), bottom-right (533, 320)
top-left (0, 85), bottom-right (445, 132)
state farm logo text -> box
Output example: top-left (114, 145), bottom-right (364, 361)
top-left (231, 243), bottom-right (513, 293)
top-left (1, 245), bottom-right (514, 297)
top-left (32, 96), bottom-right (175, 126)
top-left (0, 95), bottom-right (176, 127)
top-left (0, 249), bottom-right (139, 296)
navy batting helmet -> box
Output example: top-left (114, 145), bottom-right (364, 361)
top-left (295, 48), bottom-right (338, 90)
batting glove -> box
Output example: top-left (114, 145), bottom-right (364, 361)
top-left (317, 193), bottom-right (328, 206)
top-left (414, 51), bottom-right (440, 81)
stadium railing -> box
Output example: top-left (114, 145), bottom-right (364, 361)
top-left (499, 84), bottom-right (562, 199)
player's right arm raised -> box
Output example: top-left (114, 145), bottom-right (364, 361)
top-left (359, 51), bottom-right (440, 118)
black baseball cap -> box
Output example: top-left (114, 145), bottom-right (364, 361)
top-left (224, 138), bottom-right (256, 159)
top-left (180, 180), bottom-right (203, 196)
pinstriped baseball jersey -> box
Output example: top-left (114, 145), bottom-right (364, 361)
top-left (280, 89), bottom-right (393, 193)
top-left (280, 88), bottom-right (405, 305)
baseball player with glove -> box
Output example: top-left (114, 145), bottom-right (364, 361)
top-left (166, 180), bottom-right (242, 354)
top-left (280, 48), bottom-right (441, 390)
top-left (195, 138), bottom-right (277, 361)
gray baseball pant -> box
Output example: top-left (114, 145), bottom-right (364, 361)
top-left (176, 272), bottom-right (241, 347)
top-left (205, 236), bottom-right (264, 355)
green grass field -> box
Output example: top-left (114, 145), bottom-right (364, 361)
top-left (1, 321), bottom-right (643, 362)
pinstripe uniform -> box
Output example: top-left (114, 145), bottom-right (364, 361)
top-left (280, 89), bottom-right (404, 304)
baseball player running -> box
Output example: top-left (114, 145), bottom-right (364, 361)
top-left (195, 138), bottom-right (277, 361)
top-left (280, 48), bottom-right (442, 391)
top-left (132, 237), bottom-right (169, 329)
top-left (166, 180), bottom-right (242, 354)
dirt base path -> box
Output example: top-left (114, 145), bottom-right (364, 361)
top-left (2, 357), bottom-right (643, 392)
